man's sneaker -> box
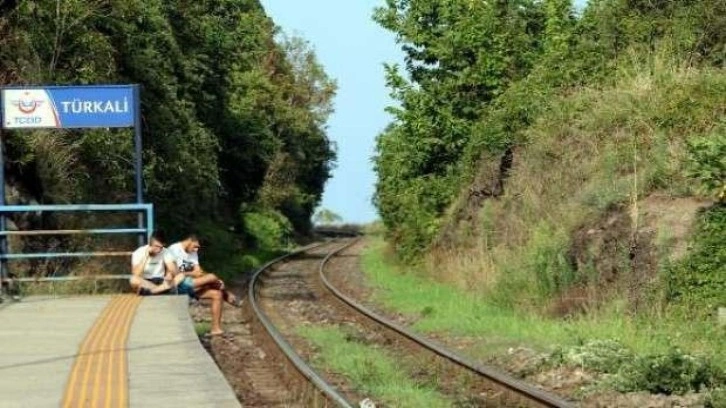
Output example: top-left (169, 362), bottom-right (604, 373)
top-left (138, 287), bottom-right (153, 296)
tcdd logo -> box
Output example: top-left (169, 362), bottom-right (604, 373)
top-left (12, 92), bottom-right (44, 114)
top-left (13, 117), bottom-right (43, 125)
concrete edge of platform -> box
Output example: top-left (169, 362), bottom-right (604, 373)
top-left (171, 296), bottom-right (241, 404)
top-left (127, 295), bottom-right (242, 408)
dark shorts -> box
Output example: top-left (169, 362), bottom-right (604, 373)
top-left (145, 277), bottom-right (165, 286)
top-left (177, 276), bottom-right (197, 298)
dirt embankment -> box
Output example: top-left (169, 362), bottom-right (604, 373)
top-left (554, 194), bottom-right (711, 316)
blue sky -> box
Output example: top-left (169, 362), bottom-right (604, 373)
top-left (260, 0), bottom-right (397, 224)
top-left (260, 0), bottom-right (588, 224)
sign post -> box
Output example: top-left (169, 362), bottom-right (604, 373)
top-left (0, 136), bottom-right (6, 300)
top-left (133, 85), bottom-right (144, 247)
top-left (0, 85), bottom-right (144, 300)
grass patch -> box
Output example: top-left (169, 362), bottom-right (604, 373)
top-left (298, 325), bottom-right (452, 407)
top-left (194, 322), bottom-right (211, 337)
top-left (361, 237), bottom-right (726, 391)
top-left (363, 237), bottom-right (571, 350)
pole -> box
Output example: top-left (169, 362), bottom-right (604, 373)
top-left (133, 85), bottom-right (145, 246)
top-left (0, 122), bottom-right (7, 301)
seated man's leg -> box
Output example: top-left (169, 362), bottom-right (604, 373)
top-left (196, 288), bottom-right (223, 335)
top-left (191, 273), bottom-right (222, 289)
top-left (129, 276), bottom-right (175, 295)
top-left (129, 276), bottom-right (151, 293)
top-left (190, 273), bottom-right (240, 306)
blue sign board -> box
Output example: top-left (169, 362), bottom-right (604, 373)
top-left (0, 84), bottom-right (146, 292)
top-left (1, 85), bottom-right (135, 129)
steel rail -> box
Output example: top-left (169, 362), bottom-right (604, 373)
top-left (318, 238), bottom-right (575, 408)
top-left (248, 240), bottom-right (355, 408)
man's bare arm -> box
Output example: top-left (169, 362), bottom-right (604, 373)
top-left (185, 263), bottom-right (203, 278)
top-left (132, 261), bottom-right (145, 278)
top-left (164, 259), bottom-right (180, 279)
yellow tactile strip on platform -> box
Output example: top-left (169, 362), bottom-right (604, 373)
top-left (62, 295), bottom-right (142, 408)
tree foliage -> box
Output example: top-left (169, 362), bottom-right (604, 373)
top-left (313, 208), bottom-right (343, 225)
top-left (373, 0), bottom-right (726, 261)
top-left (0, 0), bottom-right (336, 247)
top-left (373, 0), bottom-right (546, 259)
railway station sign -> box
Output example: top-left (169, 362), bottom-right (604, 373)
top-left (1, 85), bottom-right (135, 129)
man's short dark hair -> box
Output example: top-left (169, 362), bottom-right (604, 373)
top-left (149, 230), bottom-right (166, 244)
top-left (183, 233), bottom-right (199, 242)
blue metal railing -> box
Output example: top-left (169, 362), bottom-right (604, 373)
top-left (0, 203), bottom-right (153, 283)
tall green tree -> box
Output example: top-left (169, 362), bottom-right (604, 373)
top-left (372, 0), bottom-right (546, 259)
top-left (0, 0), bottom-right (336, 258)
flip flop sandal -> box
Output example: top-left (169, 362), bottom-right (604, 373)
top-left (206, 331), bottom-right (234, 340)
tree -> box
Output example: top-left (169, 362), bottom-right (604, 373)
top-left (313, 209), bottom-right (343, 226)
top-left (372, 0), bottom-right (546, 259)
top-left (0, 0), bottom-right (336, 254)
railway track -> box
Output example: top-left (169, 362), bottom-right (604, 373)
top-left (244, 238), bottom-right (574, 407)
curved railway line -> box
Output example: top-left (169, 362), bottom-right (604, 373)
top-left (236, 237), bottom-right (574, 407)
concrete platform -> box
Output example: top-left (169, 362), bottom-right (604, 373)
top-left (0, 295), bottom-right (240, 408)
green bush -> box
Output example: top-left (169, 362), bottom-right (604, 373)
top-left (242, 209), bottom-right (293, 251)
top-left (374, 174), bottom-right (454, 261)
top-left (555, 339), bottom-right (634, 374)
top-left (666, 205), bottom-right (726, 311)
top-left (194, 220), bottom-right (245, 280)
top-left (526, 222), bottom-right (577, 298)
top-left (707, 387), bottom-right (726, 408)
top-left (616, 349), bottom-right (725, 395)
top-left (551, 340), bottom-right (725, 395)
top-left (687, 132), bottom-right (726, 202)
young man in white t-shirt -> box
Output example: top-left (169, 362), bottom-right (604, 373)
top-left (168, 234), bottom-right (238, 336)
top-left (129, 231), bottom-right (184, 295)
top-left (168, 234), bottom-right (240, 307)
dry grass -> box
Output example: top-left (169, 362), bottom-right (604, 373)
top-left (426, 239), bottom-right (499, 293)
